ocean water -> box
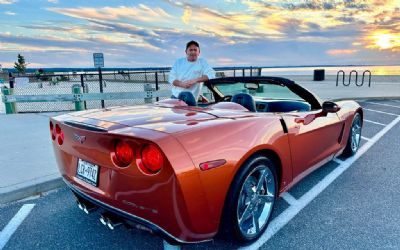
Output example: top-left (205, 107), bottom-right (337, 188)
top-left (261, 65), bottom-right (400, 76)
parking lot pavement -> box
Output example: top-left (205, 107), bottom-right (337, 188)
top-left (0, 113), bottom-right (63, 204)
top-left (0, 99), bottom-right (400, 250)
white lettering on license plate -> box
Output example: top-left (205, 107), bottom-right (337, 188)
top-left (77, 159), bottom-right (99, 186)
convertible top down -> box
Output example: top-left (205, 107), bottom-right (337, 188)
top-left (50, 76), bottom-right (363, 244)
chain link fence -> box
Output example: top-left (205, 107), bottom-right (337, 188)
top-left (6, 67), bottom-right (262, 112)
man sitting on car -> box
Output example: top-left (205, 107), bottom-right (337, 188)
top-left (168, 40), bottom-right (215, 103)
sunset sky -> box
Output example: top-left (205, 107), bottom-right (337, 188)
top-left (0, 0), bottom-right (399, 69)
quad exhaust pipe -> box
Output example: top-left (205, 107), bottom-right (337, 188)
top-left (99, 212), bottom-right (123, 230)
top-left (76, 199), bottom-right (97, 214)
top-left (74, 196), bottom-right (123, 231)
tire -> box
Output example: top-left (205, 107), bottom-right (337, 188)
top-left (220, 155), bottom-right (278, 242)
top-left (342, 112), bottom-right (362, 157)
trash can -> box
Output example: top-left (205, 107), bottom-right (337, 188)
top-left (313, 69), bottom-right (325, 81)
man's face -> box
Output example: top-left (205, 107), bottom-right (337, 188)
top-left (186, 45), bottom-right (200, 62)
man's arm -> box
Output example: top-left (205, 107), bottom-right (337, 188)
top-left (172, 80), bottom-right (185, 88)
top-left (180, 75), bottom-right (209, 88)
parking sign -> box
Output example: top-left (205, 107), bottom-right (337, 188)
top-left (93, 53), bottom-right (104, 68)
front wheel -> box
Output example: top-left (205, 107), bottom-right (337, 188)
top-left (342, 112), bottom-right (362, 157)
top-left (221, 156), bottom-right (277, 242)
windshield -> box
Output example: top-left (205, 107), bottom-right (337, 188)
top-left (215, 82), bottom-right (305, 101)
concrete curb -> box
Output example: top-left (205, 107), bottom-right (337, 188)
top-left (0, 174), bottom-right (65, 204)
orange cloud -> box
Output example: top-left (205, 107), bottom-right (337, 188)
top-left (327, 49), bottom-right (358, 55)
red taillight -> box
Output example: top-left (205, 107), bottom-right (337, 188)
top-left (55, 124), bottom-right (61, 134)
top-left (57, 131), bottom-right (64, 145)
top-left (115, 141), bottom-right (134, 167)
top-left (50, 121), bottom-right (55, 140)
top-left (55, 124), bottom-right (64, 145)
top-left (140, 144), bottom-right (163, 173)
top-left (50, 121), bottom-right (63, 144)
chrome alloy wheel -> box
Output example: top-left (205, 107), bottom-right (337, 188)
top-left (351, 115), bottom-right (362, 152)
top-left (236, 165), bottom-right (275, 237)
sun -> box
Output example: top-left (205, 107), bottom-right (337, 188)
top-left (375, 33), bottom-right (394, 49)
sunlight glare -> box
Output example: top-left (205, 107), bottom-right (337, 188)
top-left (375, 33), bottom-right (393, 49)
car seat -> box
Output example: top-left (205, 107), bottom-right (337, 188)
top-left (231, 93), bottom-right (256, 112)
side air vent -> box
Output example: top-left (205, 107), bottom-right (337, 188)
top-left (280, 119), bottom-right (288, 134)
top-left (64, 121), bottom-right (108, 132)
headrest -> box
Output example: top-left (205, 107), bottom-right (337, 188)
top-left (231, 93), bottom-right (256, 112)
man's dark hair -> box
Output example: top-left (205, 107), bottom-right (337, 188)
top-left (186, 40), bottom-right (200, 50)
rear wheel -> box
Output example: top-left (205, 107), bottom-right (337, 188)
top-left (342, 113), bottom-right (362, 157)
top-left (221, 156), bottom-right (277, 242)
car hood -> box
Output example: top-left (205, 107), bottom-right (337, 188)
top-left (66, 105), bottom-right (257, 134)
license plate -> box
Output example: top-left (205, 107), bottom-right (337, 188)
top-left (76, 159), bottom-right (99, 186)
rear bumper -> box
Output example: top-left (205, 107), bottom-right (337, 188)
top-left (64, 179), bottom-right (210, 245)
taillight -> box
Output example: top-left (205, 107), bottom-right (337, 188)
top-left (114, 140), bottom-right (134, 167)
top-left (50, 121), bottom-right (63, 145)
top-left (50, 121), bottom-right (55, 140)
top-left (140, 144), bottom-right (163, 173)
top-left (55, 124), bottom-right (64, 145)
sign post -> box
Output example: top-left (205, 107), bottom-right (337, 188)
top-left (93, 53), bottom-right (105, 108)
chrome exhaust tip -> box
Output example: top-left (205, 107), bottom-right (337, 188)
top-left (77, 201), bottom-right (85, 210)
top-left (107, 220), bottom-right (122, 230)
top-left (76, 200), bottom-right (97, 214)
top-left (99, 213), bottom-right (123, 230)
top-left (99, 215), bottom-right (107, 226)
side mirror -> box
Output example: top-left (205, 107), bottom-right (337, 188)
top-left (322, 101), bottom-right (340, 113)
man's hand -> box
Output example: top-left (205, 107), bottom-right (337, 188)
top-left (172, 79), bottom-right (195, 88)
top-left (181, 79), bottom-right (197, 88)
top-left (173, 75), bottom-right (208, 89)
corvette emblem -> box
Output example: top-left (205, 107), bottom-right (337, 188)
top-left (73, 133), bottom-right (86, 144)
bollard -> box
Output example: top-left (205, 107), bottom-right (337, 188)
top-left (1, 87), bottom-right (16, 114)
top-left (144, 83), bottom-right (153, 104)
top-left (72, 84), bottom-right (84, 111)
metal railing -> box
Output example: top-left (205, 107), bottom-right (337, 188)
top-left (2, 66), bottom-right (375, 114)
top-left (1, 67), bottom-right (263, 114)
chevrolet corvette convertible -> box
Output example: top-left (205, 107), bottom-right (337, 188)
top-left (50, 76), bottom-right (363, 244)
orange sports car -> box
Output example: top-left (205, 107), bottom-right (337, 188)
top-left (50, 76), bottom-right (363, 244)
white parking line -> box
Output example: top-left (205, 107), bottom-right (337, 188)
top-left (240, 115), bottom-right (400, 250)
top-left (0, 204), bottom-right (35, 250)
top-left (361, 136), bottom-right (371, 141)
top-left (333, 158), bottom-right (344, 165)
top-left (364, 119), bottom-right (386, 126)
top-left (363, 108), bottom-right (399, 116)
top-left (281, 193), bottom-right (298, 206)
top-left (365, 101), bottom-right (400, 109)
